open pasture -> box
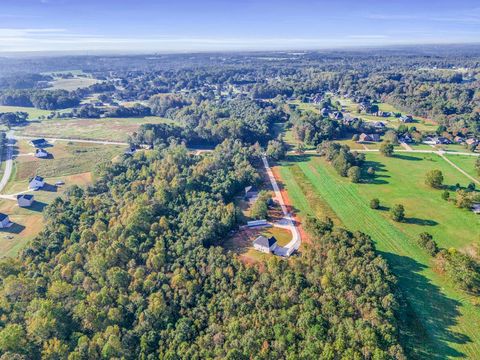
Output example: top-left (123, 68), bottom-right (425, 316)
top-left (276, 152), bottom-right (480, 359)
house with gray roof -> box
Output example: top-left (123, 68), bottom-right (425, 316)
top-left (0, 213), bottom-right (12, 229)
top-left (253, 235), bottom-right (278, 253)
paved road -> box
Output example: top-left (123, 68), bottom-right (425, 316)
top-left (290, 149), bottom-right (480, 156)
top-left (0, 132), bottom-right (15, 194)
top-left (262, 156), bottom-right (301, 257)
top-left (14, 135), bottom-right (129, 146)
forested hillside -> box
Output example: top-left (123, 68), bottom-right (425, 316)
top-left (0, 141), bottom-right (404, 359)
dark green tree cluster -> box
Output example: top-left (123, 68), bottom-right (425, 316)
top-left (0, 140), bottom-right (405, 359)
top-left (318, 142), bottom-right (365, 179)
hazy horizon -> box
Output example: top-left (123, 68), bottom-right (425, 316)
top-left (1, 0), bottom-right (480, 53)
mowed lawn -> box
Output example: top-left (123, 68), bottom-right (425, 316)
top-left (14, 116), bottom-right (178, 142)
top-left (277, 153), bottom-right (480, 359)
top-left (444, 154), bottom-right (479, 180)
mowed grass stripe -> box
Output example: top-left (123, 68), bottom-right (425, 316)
top-left (278, 162), bottom-right (342, 225)
top-left (290, 156), bottom-right (480, 358)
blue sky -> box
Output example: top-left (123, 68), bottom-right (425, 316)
top-left (0, 0), bottom-right (479, 52)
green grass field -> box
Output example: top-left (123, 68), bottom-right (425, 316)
top-left (277, 153), bottom-right (480, 359)
top-left (444, 154), bottom-right (479, 180)
top-left (0, 105), bottom-right (52, 119)
top-left (14, 116), bottom-right (177, 142)
top-left (13, 141), bottom-right (124, 182)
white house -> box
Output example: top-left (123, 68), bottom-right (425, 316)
top-left (0, 213), bottom-right (12, 228)
top-left (29, 176), bottom-right (45, 190)
top-left (17, 194), bottom-right (34, 207)
top-left (35, 148), bottom-right (49, 158)
top-left (253, 235), bottom-right (278, 253)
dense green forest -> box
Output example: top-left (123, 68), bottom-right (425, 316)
top-left (0, 141), bottom-right (405, 359)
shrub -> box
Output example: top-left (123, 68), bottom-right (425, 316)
top-left (347, 166), bottom-right (361, 183)
top-left (439, 249), bottom-right (480, 294)
top-left (425, 169), bottom-right (444, 189)
top-left (380, 141), bottom-right (394, 157)
top-left (390, 204), bottom-right (405, 222)
top-left (441, 190), bottom-right (450, 201)
top-left (250, 190), bottom-right (271, 219)
top-left (370, 198), bottom-right (380, 209)
top-left (417, 232), bottom-right (439, 256)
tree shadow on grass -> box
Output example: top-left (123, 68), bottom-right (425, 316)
top-left (393, 154), bottom-right (424, 161)
top-left (404, 217), bottom-right (438, 226)
top-left (28, 201), bottom-right (47, 212)
top-left (379, 251), bottom-right (470, 359)
top-left (40, 183), bottom-right (58, 192)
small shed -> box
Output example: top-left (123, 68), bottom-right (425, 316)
top-left (17, 194), bottom-right (34, 207)
top-left (253, 235), bottom-right (278, 253)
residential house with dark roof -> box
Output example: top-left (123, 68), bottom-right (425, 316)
top-left (358, 133), bottom-right (381, 142)
top-left (253, 235), bottom-right (278, 253)
top-left (35, 148), bottom-right (49, 158)
top-left (29, 138), bottom-right (48, 148)
top-left (29, 176), bottom-right (45, 190)
top-left (0, 213), bottom-right (12, 228)
top-left (400, 115), bottom-right (414, 123)
top-left (17, 194), bottom-right (34, 207)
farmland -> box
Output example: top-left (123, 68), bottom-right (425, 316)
top-left (13, 116), bottom-right (177, 142)
top-left (275, 152), bottom-right (480, 359)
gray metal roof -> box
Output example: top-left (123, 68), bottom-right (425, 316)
top-left (253, 235), bottom-right (277, 248)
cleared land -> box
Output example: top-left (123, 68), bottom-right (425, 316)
top-left (0, 172), bottom-right (92, 258)
top-left (0, 140), bottom-right (125, 257)
top-left (12, 140), bottom-right (124, 182)
top-left (46, 77), bottom-right (100, 91)
top-left (276, 153), bottom-right (480, 359)
top-left (224, 226), bottom-right (292, 263)
top-left (14, 116), bottom-right (177, 142)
